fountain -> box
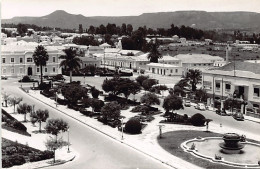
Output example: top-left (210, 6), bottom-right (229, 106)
top-left (219, 133), bottom-right (245, 154)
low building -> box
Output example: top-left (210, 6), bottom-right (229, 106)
top-left (80, 56), bottom-right (101, 68)
top-left (3, 38), bottom-right (17, 45)
top-left (146, 63), bottom-right (183, 76)
top-left (99, 43), bottom-right (111, 49)
top-left (202, 61), bottom-right (260, 111)
top-left (1, 44), bottom-right (63, 77)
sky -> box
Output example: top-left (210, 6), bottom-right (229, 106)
top-left (1, 0), bottom-right (260, 19)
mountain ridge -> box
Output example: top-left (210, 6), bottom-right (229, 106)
top-left (2, 10), bottom-right (260, 31)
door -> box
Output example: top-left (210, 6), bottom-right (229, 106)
top-left (238, 86), bottom-right (244, 99)
top-left (28, 67), bottom-right (32, 76)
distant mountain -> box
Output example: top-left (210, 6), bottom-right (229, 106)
top-left (2, 10), bottom-right (260, 31)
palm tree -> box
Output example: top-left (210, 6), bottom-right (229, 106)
top-left (185, 69), bottom-right (202, 92)
top-left (31, 109), bottom-right (49, 132)
top-left (32, 45), bottom-right (49, 84)
top-left (147, 39), bottom-right (162, 63)
top-left (59, 48), bottom-right (82, 83)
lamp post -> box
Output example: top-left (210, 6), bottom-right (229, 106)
top-left (84, 73), bottom-right (85, 85)
top-left (67, 128), bottom-right (70, 153)
top-left (157, 124), bottom-right (165, 139)
top-left (55, 92), bottom-right (58, 107)
top-left (121, 117), bottom-right (125, 140)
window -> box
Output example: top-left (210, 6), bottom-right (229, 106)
top-left (204, 64), bottom-right (206, 66)
top-left (175, 69), bottom-right (178, 73)
top-left (37, 67), bottom-right (40, 73)
top-left (11, 58), bottom-right (14, 63)
top-left (53, 57), bottom-right (56, 62)
top-left (225, 83), bottom-right (231, 92)
top-left (19, 68), bottom-right (23, 74)
top-left (203, 81), bottom-right (212, 90)
top-left (2, 58), bottom-right (6, 63)
top-left (216, 82), bottom-right (220, 90)
top-left (45, 67), bottom-right (48, 73)
top-left (170, 69), bottom-right (173, 73)
top-left (254, 87), bottom-right (260, 97)
top-left (3, 68), bottom-right (6, 74)
top-left (198, 64), bottom-right (201, 66)
top-left (27, 58), bottom-right (33, 62)
top-left (140, 63), bottom-right (142, 65)
top-left (20, 58), bottom-right (23, 63)
top-left (53, 67), bottom-right (56, 72)
top-left (194, 64), bottom-right (196, 66)
top-left (11, 68), bottom-right (14, 74)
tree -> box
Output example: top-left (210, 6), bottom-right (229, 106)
top-left (2, 92), bottom-right (10, 107)
top-left (32, 45), bottom-right (49, 84)
top-left (194, 89), bottom-right (208, 102)
top-left (126, 24), bottom-right (133, 35)
top-left (136, 75), bottom-right (149, 86)
top-left (140, 92), bottom-right (160, 107)
top-left (31, 109), bottom-right (49, 132)
top-left (17, 103), bottom-right (31, 122)
top-left (61, 84), bottom-right (88, 106)
top-left (185, 69), bottom-right (202, 91)
top-left (142, 79), bottom-right (158, 91)
top-left (88, 25), bottom-right (95, 34)
top-left (17, 23), bottom-right (28, 36)
top-left (90, 98), bottom-right (104, 112)
top-left (79, 24), bottom-right (83, 33)
top-left (45, 137), bottom-right (66, 163)
top-left (101, 101), bottom-right (121, 122)
top-left (45, 118), bottom-right (69, 141)
top-left (116, 78), bottom-right (141, 100)
top-left (90, 87), bottom-right (100, 99)
top-left (59, 47), bottom-right (82, 83)
top-left (8, 97), bottom-right (23, 113)
top-left (163, 94), bottom-right (184, 113)
top-left (147, 39), bottom-right (162, 63)
top-left (121, 23), bottom-right (127, 35)
top-left (102, 77), bottom-right (119, 96)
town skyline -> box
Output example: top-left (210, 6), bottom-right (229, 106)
top-left (2, 0), bottom-right (260, 19)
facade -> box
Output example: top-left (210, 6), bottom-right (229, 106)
top-left (80, 56), bottom-right (102, 68)
top-left (173, 53), bottom-right (224, 74)
top-left (1, 44), bottom-right (62, 77)
top-left (202, 62), bottom-right (260, 110)
top-left (146, 63), bottom-right (183, 76)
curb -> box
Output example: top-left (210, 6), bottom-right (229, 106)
top-left (27, 90), bottom-right (179, 169)
top-left (35, 154), bottom-right (76, 169)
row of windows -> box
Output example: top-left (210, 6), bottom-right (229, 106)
top-left (2, 67), bottom-right (57, 74)
top-left (2, 57), bottom-right (57, 63)
top-left (194, 63), bottom-right (211, 66)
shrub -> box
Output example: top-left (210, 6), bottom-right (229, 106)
top-left (131, 105), bottom-right (149, 113)
top-left (190, 113), bottom-right (206, 126)
top-left (11, 121), bottom-right (27, 132)
top-left (39, 82), bottom-right (51, 90)
top-left (125, 118), bottom-right (142, 134)
top-left (140, 69), bottom-right (145, 74)
top-left (21, 76), bottom-right (31, 82)
top-left (91, 87), bottom-right (100, 99)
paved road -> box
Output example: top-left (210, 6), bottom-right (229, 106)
top-left (1, 78), bottom-right (171, 169)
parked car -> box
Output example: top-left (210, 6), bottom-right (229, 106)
top-left (216, 108), bottom-right (228, 116)
top-left (184, 100), bottom-right (191, 107)
top-left (196, 103), bottom-right (206, 110)
top-left (233, 112), bottom-right (244, 121)
top-left (1, 76), bottom-right (8, 80)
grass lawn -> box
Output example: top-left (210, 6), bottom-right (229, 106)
top-left (157, 130), bottom-right (260, 169)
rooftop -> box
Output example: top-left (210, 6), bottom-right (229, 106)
top-left (147, 63), bottom-right (180, 68)
top-left (174, 53), bottom-right (223, 63)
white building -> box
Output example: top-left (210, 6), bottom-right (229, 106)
top-left (1, 44), bottom-right (63, 77)
top-left (146, 63), bottom-right (183, 76)
top-left (203, 61), bottom-right (260, 111)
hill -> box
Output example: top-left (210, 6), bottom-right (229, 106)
top-left (2, 10), bottom-right (260, 31)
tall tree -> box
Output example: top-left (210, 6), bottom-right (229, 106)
top-left (147, 39), bottom-right (162, 63)
top-left (163, 94), bottom-right (184, 113)
top-left (185, 69), bottom-right (202, 91)
top-left (140, 92), bottom-right (160, 107)
top-left (45, 118), bottom-right (69, 141)
top-left (8, 97), bottom-right (23, 113)
top-left (59, 48), bottom-right (82, 83)
top-left (121, 23), bottom-right (127, 35)
top-left (17, 23), bottom-right (28, 36)
top-left (32, 45), bottom-right (49, 84)
top-left (126, 24), bottom-right (133, 35)
top-left (88, 25), bottom-right (95, 34)
top-left (17, 103), bottom-right (32, 122)
top-left (101, 101), bottom-right (121, 123)
top-left (79, 24), bottom-right (83, 33)
top-left (31, 109), bottom-right (49, 132)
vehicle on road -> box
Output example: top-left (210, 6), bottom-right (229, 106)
top-left (195, 103), bottom-right (206, 110)
top-left (216, 108), bottom-right (228, 116)
top-left (1, 76), bottom-right (8, 80)
top-left (233, 112), bottom-right (244, 121)
top-left (184, 100), bottom-right (191, 107)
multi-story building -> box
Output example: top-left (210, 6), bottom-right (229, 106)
top-left (202, 61), bottom-right (260, 111)
top-left (1, 44), bottom-right (62, 77)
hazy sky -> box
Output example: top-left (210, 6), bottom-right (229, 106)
top-left (1, 0), bottom-right (260, 19)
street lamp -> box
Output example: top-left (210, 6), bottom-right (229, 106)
top-left (55, 92), bottom-right (58, 107)
top-left (84, 73), bottom-right (85, 85)
top-left (121, 117), bottom-right (125, 140)
top-left (67, 128), bottom-right (70, 153)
